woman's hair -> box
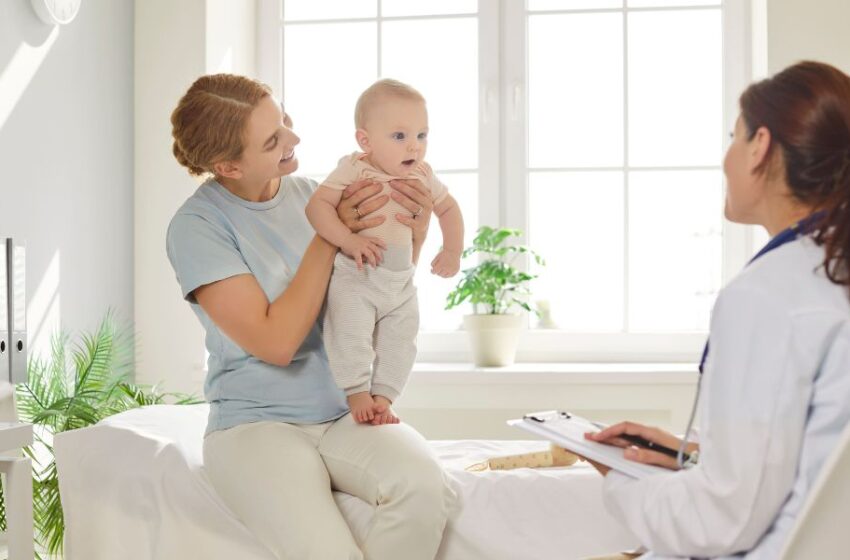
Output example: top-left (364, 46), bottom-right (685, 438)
top-left (354, 78), bottom-right (426, 129)
top-left (171, 74), bottom-right (272, 176)
top-left (739, 60), bottom-right (850, 293)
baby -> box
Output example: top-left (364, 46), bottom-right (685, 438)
top-left (306, 79), bottom-right (464, 424)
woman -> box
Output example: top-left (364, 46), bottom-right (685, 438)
top-left (586, 61), bottom-right (850, 559)
top-left (166, 74), bottom-right (457, 560)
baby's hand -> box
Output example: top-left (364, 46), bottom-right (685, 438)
top-left (341, 233), bottom-right (386, 270)
top-left (431, 249), bottom-right (461, 278)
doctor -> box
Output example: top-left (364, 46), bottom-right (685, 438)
top-left (585, 60), bottom-right (850, 559)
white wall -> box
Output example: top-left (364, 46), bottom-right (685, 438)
top-left (0, 0), bottom-right (133, 415)
top-left (397, 365), bottom-right (699, 439)
top-left (134, 0), bottom-right (256, 395)
top-left (766, 0), bottom-right (850, 74)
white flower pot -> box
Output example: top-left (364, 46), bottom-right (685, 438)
top-left (463, 314), bottom-right (523, 367)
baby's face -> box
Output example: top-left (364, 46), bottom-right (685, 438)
top-left (361, 97), bottom-right (428, 177)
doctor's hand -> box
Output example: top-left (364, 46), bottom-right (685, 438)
top-left (583, 421), bottom-right (699, 475)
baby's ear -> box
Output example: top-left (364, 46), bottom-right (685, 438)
top-left (355, 129), bottom-right (371, 152)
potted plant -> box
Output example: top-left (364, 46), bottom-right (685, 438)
top-left (445, 226), bottom-right (544, 366)
top-left (0, 313), bottom-right (201, 558)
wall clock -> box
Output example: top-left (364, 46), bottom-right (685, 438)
top-left (31, 0), bottom-right (82, 25)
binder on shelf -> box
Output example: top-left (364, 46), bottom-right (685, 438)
top-left (0, 239), bottom-right (8, 383)
top-left (7, 239), bottom-right (26, 384)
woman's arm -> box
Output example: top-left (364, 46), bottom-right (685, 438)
top-left (193, 179), bottom-right (389, 366)
top-left (194, 235), bottom-right (337, 366)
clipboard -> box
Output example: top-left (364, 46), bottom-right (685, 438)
top-left (508, 410), bottom-right (671, 479)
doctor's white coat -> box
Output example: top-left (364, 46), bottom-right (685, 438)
top-left (603, 237), bottom-right (850, 559)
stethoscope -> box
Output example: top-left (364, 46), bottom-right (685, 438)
top-left (675, 211), bottom-right (827, 468)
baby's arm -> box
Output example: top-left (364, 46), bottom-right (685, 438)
top-left (306, 185), bottom-right (349, 246)
top-left (306, 185), bottom-right (385, 269)
top-left (430, 194), bottom-right (464, 277)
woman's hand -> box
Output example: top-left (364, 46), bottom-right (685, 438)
top-left (390, 178), bottom-right (434, 244)
top-left (337, 179), bottom-right (388, 232)
top-left (582, 421), bottom-right (699, 475)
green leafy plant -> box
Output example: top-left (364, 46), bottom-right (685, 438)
top-left (2, 313), bottom-right (201, 558)
top-left (445, 226), bottom-right (544, 315)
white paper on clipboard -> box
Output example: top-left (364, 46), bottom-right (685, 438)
top-left (508, 410), bottom-right (671, 479)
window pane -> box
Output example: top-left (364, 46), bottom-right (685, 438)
top-left (530, 171), bottom-right (624, 331)
top-left (752, 226), bottom-right (769, 254)
top-left (628, 170), bottom-right (722, 332)
top-left (529, 0), bottom-right (622, 10)
top-left (417, 173), bottom-right (479, 331)
top-left (382, 18), bottom-right (478, 170)
top-left (283, 22), bottom-right (377, 176)
top-left (628, 0), bottom-right (719, 7)
top-left (529, 13), bottom-right (624, 168)
top-left (628, 9), bottom-right (722, 166)
top-left (284, 0), bottom-right (376, 21)
top-left (381, 0), bottom-right (477, 17)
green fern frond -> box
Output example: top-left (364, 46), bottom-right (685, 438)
top-left (4, 311), bottom-right (201, 557)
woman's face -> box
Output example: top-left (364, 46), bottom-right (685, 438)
top-left (239, 95), bottom-right (300, 183)
top-left (723, 116), bottom-right (764, 224)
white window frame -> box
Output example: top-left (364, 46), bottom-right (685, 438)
top-left (257, 0), bottom-right (754, 363)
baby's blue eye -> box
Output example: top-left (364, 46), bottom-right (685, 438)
top-left (418, 132), bottom-right (428, 140)
top-left (392, 132), bottom-right (405, 140)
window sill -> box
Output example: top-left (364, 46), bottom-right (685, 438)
top-left (410, 362), bottom-right (699, 385)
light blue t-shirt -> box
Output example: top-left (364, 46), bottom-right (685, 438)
top-left (166, 176), bottom-right (349, 435)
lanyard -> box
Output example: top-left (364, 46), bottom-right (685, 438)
top-left (698, 211), bottom-right (826, 374)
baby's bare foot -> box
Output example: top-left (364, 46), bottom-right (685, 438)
top-left (371, 395), bottom-right (400, 425)
top-left (348, 392), bottom-right (376, 423)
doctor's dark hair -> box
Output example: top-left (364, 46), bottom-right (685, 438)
top-left (739, 60), bottom-right (850, 294)
top-left (171, 74), bottom-right (272, 176)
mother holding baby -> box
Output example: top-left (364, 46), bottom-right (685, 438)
top-left (166, 74), bottom-right (456, 559)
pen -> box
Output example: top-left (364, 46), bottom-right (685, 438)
top-left (588, 420), bottom-right (689, 462)
top-left (618, 434), bottom-right (689, 462)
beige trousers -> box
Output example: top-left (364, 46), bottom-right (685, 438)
top-left (324, 251), bottom-right (418, 401)
top-left (203, 413), bottom-right (457, 560)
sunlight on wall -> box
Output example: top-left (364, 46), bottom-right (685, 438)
top-left (215, 47), bottom-right (233, 73)
top-left (0, 26), bottom-right (59, 130)
top-left (27, 249), bottom-right (61, 362)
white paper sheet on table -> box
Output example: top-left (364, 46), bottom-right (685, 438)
top-left (55, 404), bottom-right (639, 560)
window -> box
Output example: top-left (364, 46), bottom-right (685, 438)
top-left (257, 0), bottom-right (753, 362)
